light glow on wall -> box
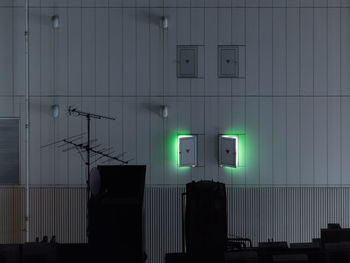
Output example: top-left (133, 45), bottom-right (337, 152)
top-left (177, 135), bottom-right (196, 167)
top-left (166, 131), bottom-right (191, 172)
top-left (220, 135), bottom-right (239, 168)
top-left (222, 130), bottom-right (246, 173)
top-left (167, 129), bottom-right (245, 174)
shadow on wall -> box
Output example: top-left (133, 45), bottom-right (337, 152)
top-left (143, 100), bottom-right (164, 116)
top-left (136, 9), bottom-right (168, 27)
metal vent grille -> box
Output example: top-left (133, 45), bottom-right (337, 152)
top-left (0, 119), bottom-right (19, 184)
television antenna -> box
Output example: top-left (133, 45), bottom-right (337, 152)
top-left (67, 107), bottom-right (128, 193)
top-left (42, 107), bottom-right (130, 196)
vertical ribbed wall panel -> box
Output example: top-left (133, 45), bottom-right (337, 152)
top-left (0, 187), bottom-right (25, 243)
top-left (274, 187), bottom-right (287, 242)
top-left (300, 188), bottom-right (313, 242)
top-left (144, 187), bottom-right (184, 263)
top-left (0, 186), bottom-right (349, 262)
top-left (228, 188), bottom-right (246, 239)
top-left (29, 187), bottom-right (87, 243)
top-left (147, 187), bottom-right (350, 262)
top-left (314, 188), bottom-right (328, 234)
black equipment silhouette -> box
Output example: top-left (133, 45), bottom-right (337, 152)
top-left (184, 180), bottom-right (227, 263)
top-left (88, 165), bottom-right (146, 263)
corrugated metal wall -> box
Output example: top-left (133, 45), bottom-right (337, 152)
top-left (144, 187), bottom-right (350, 263)
top-left (29, 187), bottom-right (87, 243)
top-left (0, 187), bottom-right (25, 243)
top-left (144, 187), bottom-right (184, 263)
top-left (0, 187), bottom-right (87, 244)
top-left (2, 3), bottom-right (350, 187)
top-left (0, 186), bottom-right (348, 262)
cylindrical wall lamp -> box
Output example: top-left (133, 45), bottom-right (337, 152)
top-left (51, 15), bottom-right (60, 29)
top-left (51, 104), bottom-right (60, 118)
top-left (161, 105), bottom-right (168, 118)
top-left (160, 16), bottom-right (168, 29)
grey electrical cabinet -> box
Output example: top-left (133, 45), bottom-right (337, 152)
top-left (178, 136), bottom-right (197, 167)
top-left (218, 45), bottom-right (240, 78)
top-left (177, 46), bottom-right (198, 78)
top-left (219, 135), bottom-right (237, 168)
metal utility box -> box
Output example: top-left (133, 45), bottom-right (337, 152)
top-left (218, 46), bottom-right (239, 78)
top-left (219, 135), bottom-right (238, 168)
top-left (177, 46), bottom-right (198, 78)
top-left (178, 136), bottom-right (197, 167)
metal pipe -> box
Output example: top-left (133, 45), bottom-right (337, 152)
top-left (182, 193), bottom-right (186, 253)
top-left (87, 115), bottom-right (90, 192)
top-left (24, 0), bottom-right (30, 243)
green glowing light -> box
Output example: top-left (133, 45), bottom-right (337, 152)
top-left (177, 135), bottom-right (195, 167)
top-left (220, 135), bottom-right (239, 168)
top-left (166, 130), bottom-right (191, 172)
top-left (221, 130), bottom-right (246, 173)
top-left (166, 127), bottom-right (246, 176)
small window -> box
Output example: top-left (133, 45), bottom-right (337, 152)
top-left (0, 119), bottom-right (20, 184)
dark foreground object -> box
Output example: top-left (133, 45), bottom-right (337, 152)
top-left (166, 227), bottom-right (350, 262)
top-left (165, 245), bottom-right (350, 263)
top-left (185, 180), bottom-right (227, 263)
top-left (88, 165), bottom-right (147, 263)
top-left (0, 243), bottom-right (88, 263)
top-left (0, 242), bottom-right (349, 263)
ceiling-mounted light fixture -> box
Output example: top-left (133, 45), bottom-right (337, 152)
top-left (160, 16), bottom-right (168, 29)
top-left (51, 15), bottom-right (60, 29)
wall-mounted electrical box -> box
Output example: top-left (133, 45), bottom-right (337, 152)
top-left (178, 135), bottom-right (197, 167)
top-left (219, 135), bottom-right (238, 168)
top-left (177, 46), bottom-right (198, 78)
top-left (218, 45), bottom-right (239, 78)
